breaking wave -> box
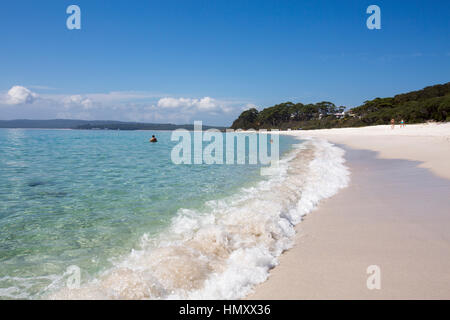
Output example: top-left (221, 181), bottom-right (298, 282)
top-left (50, 137), bottom-right (350, 299)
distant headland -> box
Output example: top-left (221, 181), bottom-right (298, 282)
top-left (0, 119), bottom-right (227, 131)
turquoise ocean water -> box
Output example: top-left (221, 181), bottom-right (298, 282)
top-left (0, 129), bottom-right (296, 299)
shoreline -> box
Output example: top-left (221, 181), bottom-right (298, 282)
top-left (46, 135), bottom-right (347, 299)
top-left (248, 123), bottom-right (450, 299)
top-left (280, 123), bottom-right (450, 180)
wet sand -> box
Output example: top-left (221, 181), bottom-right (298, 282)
top-left (249, 124), bottom-right (450, 299)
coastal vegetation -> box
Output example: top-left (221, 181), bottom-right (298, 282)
top-left (231, 82), bottom-right (450, 130)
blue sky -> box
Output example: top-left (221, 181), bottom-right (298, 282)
top-left (0, 0), bottom-right (449, 125)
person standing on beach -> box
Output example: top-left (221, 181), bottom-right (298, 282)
top-left (400, 119), bottom-right (405, 128)
top-left (391, 118), bottom-right (395, 129)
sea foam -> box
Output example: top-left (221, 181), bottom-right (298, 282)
top-left (51, 137), bottom-right (350, 300)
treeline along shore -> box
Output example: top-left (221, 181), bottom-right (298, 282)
top-left (231, 82), bottom-right (450, 130)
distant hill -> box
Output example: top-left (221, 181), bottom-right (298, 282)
top-left (0, 119), bottom-right (109, 129)
top-left (0, 119), bottom-right (226, 131)
top-left (231, 82), bottom-right (450, 130)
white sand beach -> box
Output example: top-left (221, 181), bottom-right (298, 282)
top-left (248, 122), bottom-right (450, 299)
top-left (285, 122), bottom-right (450, 179)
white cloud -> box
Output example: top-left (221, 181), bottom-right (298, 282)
top-left (157, 97), bottom-right (196, 109)
top-left (196, 97), bottom-right (217, 111)
top-left (4, 86), bottom-right (38, 105)
top-left (0, 85), bottom-right (250, 125)
top-left (157, 96), bottom-right (233, 113)
top-left (63, 95), bottom-right (93, 109)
